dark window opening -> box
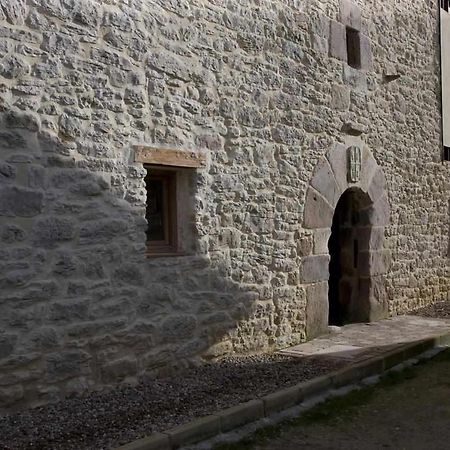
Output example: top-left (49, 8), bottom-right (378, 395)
top-left (346, 27), bottom-right (361, 69)
top-left (444, 146), bottom-right (450, 161)
top-left (145, 168), bottom-right (178, 255)
top-left (442, 0), bottom-right (449, 12)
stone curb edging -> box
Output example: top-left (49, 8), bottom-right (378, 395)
top-left (116, 334), bottom-right (450, 450)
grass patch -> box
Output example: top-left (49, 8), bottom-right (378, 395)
top-left (378, 366), bottom-right (417, 387)
top-left (212, 354), bottom-right (447, 450)
top-left (298, 387), bottom-right (374, 424)
top-left (212, 424), bottom-right (285, 450)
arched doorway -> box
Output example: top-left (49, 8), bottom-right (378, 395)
top-left (328, 189), bottom-right (372, 326)
top-left (302, 142), bottom-right (391, 339)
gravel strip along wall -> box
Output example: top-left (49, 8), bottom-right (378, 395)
top-left (0, 355), bottom-right (345, 450)
top-left (0, 0), bottom-right (449, 411)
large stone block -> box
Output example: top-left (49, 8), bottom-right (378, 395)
top-left (360, 34), bottom-right (373, 71)
top-left (49, 299), bottom-right (90, 323)
top-left (331, 83), bottom-right (350, 111)
top-left (79, 219), bottom-right (128, 245)
top-left (0, 0), bottom-right (27, 25)
top-left (0, 54), bottom-right (30, 78)
top-left (160, 315), bottom-right (197, 342)
top-left (1, 224), bottom-right (26, 243)
top-left (313, 228), bottom-right (332, 255)
top-left (0, 162), bottom-right (16, 182)
top-left (58, 113), bottom-right (83, 139)
top-left (339, 0), bottom-right (362, 31)
top-left (368, 168), bottom-right (387, 203)
top-left (45, 350), bottom-right (92, 382)
top-left (5, 109), bottom-right (40, 131)
top-left (329, 20), bottom-right (347, 62)
top-left (326, 143), bottom-right (348, 193)
top-left (32, 216), bottom-right (75, 246)
top-left (0, 186), bottom-right (43, 217)
top-left (368, 194), bottom-right (390, 227)
top-left (306, 282), bottom-right (329, 339)
top-left (300, 255), bottom-right (330, 283)
top-left (343, 64), bottom-right (368, 91)
top-left (304, 188), bottom-right (334, 229)
top-left (359, 276), bottom-right (389, 321)
top-left (310, 157), bottom-right (341, 207)
top-left (101, 356), bottom-right (138, 383)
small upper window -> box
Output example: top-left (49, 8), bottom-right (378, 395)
top-left (346, 27), bottom-right (361, 69)
top-left (442, 0), bottom-right (449, 12)
top-left (444, 146), bottom-right (450, 162)
top-left (145, 168), bottom-right (178, 255)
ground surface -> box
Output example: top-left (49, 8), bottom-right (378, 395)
top-left (2, 309), bottom-right (450, 450)
top-left (213, 349), bottom-right (450, 450)
top-left (0, 355), bottom-right (344, 450)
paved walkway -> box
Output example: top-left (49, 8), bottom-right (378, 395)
top-left (280, 315), bottom-right (450, 363)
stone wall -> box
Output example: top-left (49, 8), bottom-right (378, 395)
top-left (0, 0), bottom-right (448, 411)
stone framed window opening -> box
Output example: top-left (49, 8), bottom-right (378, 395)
top-left (346, 27), bottom-right (361, 69)
top-left (134, 145), bottom-right (206, 258)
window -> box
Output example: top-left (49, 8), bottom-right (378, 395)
top-left (135, 145), bottom-right (206, 257)
top-left (346, 27), bottom-right (361, 69)
top-left (442, 0), bottom-right (449, 12)
top-left (145, 168), bottom-right (178, 255)
top-left (444, 146), bottom-right (450, 162)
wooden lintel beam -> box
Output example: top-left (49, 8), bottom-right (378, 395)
top-left (134, 145), bottom-right (207, 168)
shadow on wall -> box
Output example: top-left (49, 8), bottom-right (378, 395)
top-left (0, 119), bottom-right (303, 412)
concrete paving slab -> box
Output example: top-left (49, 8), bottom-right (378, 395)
top-left (280, 315), bottom-right (450, 363)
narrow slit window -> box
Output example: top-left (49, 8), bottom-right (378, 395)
top-left (346, 27), bottom-right (361, 69)
top-left (145, 168), bottom-right (178, 255)
top-left (444, 146), bottom-right (450, 162)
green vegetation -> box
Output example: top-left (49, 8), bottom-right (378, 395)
top-left (211, 352), bottom-right (439, 450)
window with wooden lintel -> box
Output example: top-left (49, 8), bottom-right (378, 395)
top-left (135, 145), bottom-right (206, 257)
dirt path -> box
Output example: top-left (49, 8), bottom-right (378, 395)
top-left (214, 350), bottom-right (450, 450)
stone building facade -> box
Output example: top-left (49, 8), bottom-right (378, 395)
top-left (0, 0), bottom-right (448, 411)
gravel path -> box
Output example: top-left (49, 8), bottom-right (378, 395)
top-left (410, 300), bottom-right (450, 319)
top-left (0, 354), bottom-right (345, 450)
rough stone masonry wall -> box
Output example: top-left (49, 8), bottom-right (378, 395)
top-left (0, 0), bottom-right (448, 411)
